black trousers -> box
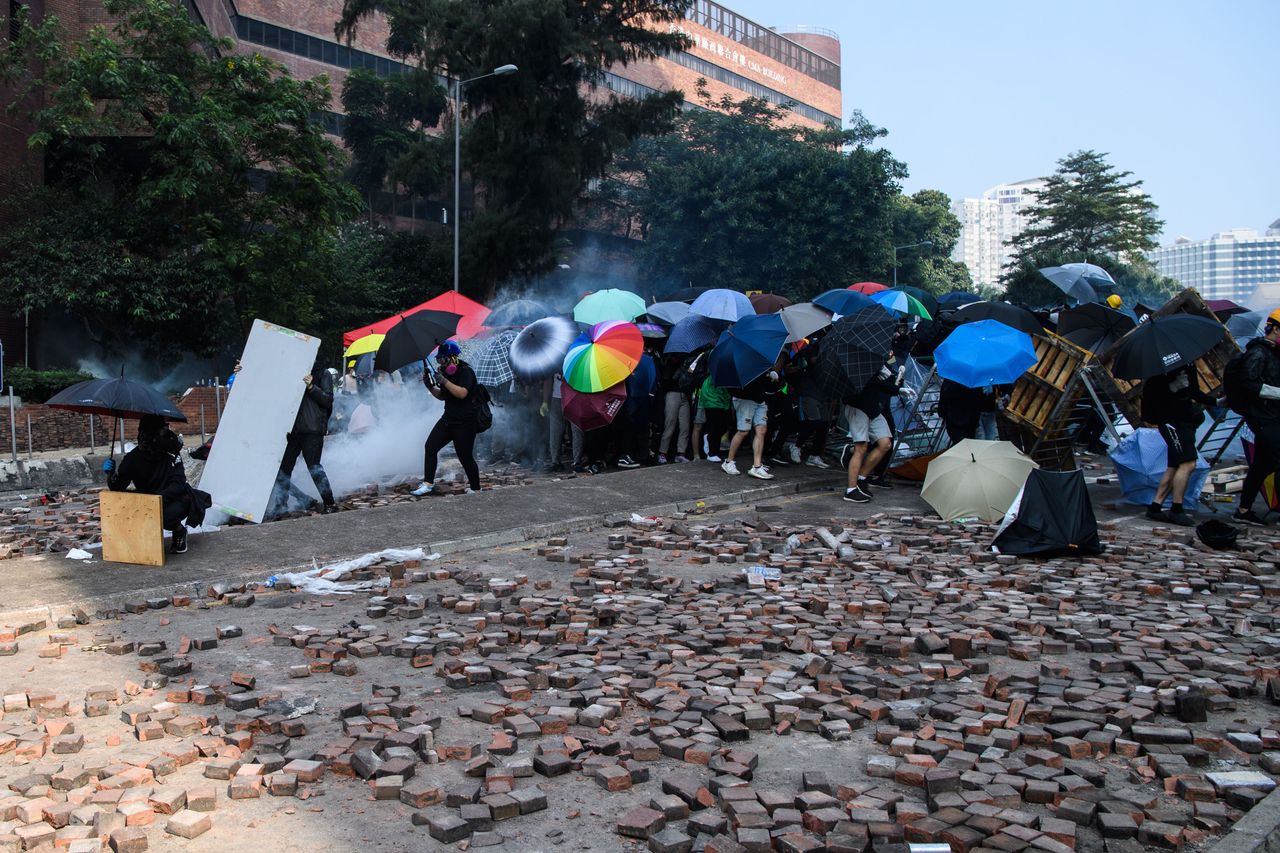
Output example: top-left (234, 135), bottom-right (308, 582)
top-left (277, 432), bottom-right (334, 507)
top-left (1240, 418), bottom-right (1280, 514)
top-left (425, 418), bottom-right (480, 490)
top-left (701, 407), bottom-right (731, 458)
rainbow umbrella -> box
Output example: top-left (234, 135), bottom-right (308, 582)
top-left (562, 320), bottom-right (644, 393)
top-left (344, 334), bottom-right (384, 358)
top-left (848, 281), bottom-right (889, 295)
top-left (573, 289), bottom-right (646, 325)
top-left (872, 289), bottom-right (933, 320)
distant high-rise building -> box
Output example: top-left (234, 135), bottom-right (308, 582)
top-left (1149, 222), bottom-right (1280, 303)
top-left (950, 179), bottom-right (1046, 289)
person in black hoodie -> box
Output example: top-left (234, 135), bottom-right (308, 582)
top-left (1233, 310), bottom-right (1280, 525)
top-left (106, 415), bottom-right (204, 553)
top-left (271, 363), bottom-right (338, 515)
top-left (1141, 364), bottom-right (1213, 527)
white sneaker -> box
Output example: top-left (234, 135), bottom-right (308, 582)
top-left (706, 454), bottom-right (722, 463)
top-left (721, 461), bottom-right (740, 476)
top-left (465, 488), bottom-right (475, 494)
top-left (788, 444), bottom-right (802, 464)
top-left (805, 455), bottom-right (831, 469)
top-left (410, 482), bottom-right (434, 496)
top-left (748, 465), bottom-right (774, 480)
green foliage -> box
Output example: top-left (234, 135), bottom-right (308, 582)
top-left (890, 189), bottom-right (970, 296)
top-left (337, 0), bottom-right (693, 298)
top-left (0, 0), bottom-right (360, 357)
top-left (3, 366), bottom-right (95, 402)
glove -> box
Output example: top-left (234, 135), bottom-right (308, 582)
top-left (899, 386), bottom-right (917, 402)
top-left (102, 459), bottom-right (115, 474)
top-left (1261, 384), bottom-right (1280, 401)
top-left (539, 402), bottom-right (549, 417)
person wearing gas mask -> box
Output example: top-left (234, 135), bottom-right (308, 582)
top-left (413, 340), bottom-right (481, 496)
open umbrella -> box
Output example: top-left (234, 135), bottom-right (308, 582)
top-left (509, 316), bottom-right (579, 383)
top-left (1039, 263), bottom-right (1114, 304)
top-left (690, 289), bottom-right (755, 323)
top-left (934, 320), bottom-right (1037, 387)
top-left (373, 310), bottom-right (462, 374)
top-left (48, 375), bottom-right (189, 461)
top-left (939, 291), bottom-right (981, 310)
top-left (485, 299), bottom-right (553, 328)
top-left (952, 301), bottom-right (1045, 337)
top-left (471, 330), bottom-right (519, 386)
top-left (344, 334), bottom-right (384, 359)
top-left (1227, 310), bottom-right (1265, 344)
top-left (1206, 300), bottom-right (1250, 322)
top-left (645, 301), bottom-right (691, 326)
top-left (561, 382), bottom-right (628, 431)
top-left (897, 286), bottom-right (940, 320)
top-left (635, 322), bottom-right (667, 340)
top-left (1056, 302), bottom-right (1137, 355)
top-left (1110, 428), bottom-right (1211, 511)
top-left (664, 314), bottom-right (721, 355)
top-left (573, 289), bottom-right (646, 325)
top-left (749, 293), bottom-right (792, 314)
top-left (813, 289), bottom-right (874, 317)
top-left (563, 321), bottom-right (644, 393)
top-left (872, 289), bottom-right (933, 320)
top-left (811, 304), bottom-right (897, 397)
top-left (1110, 314), bottom-right (1228, 379)
top-left (708, 314), bottom-right (789, 389)
top-left (922, 439), bottom-right (1037, 522)
top-left (778, 302), bottom-right (833, 343)
top-left (668, 286), bottom-right (711, 303)
top-left (847, 281), bottom-right (889, 295)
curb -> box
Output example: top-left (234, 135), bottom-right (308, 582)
top-left (1208, 787), bottom-right (1280, 853)
top-left (0, 475), bottom-right (839, 626)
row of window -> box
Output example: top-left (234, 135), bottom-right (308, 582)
top-left (667, 50), bottom-right (840, 126)
top-left (689, 0), bottom-right (839, 89)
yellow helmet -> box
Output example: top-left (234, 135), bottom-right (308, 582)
top-left (1106, 294), bottom-right (1122, 309)
top-left (1268, 307), bottom-right (1280, 328)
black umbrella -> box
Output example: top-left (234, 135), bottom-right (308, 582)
top-left (952, 301), bottom-right (1044, 337)
top-left (1057, 302), bottom-right (1136, 355)
top-left (1110, 315), bottom-right (1228, 380)
top-left (896, 286), bottom-right (939, 320)
top-left (667, 286), bottom-right (711, 303)
top-left (374, 310), bottom-right (462, 373)
top-left (812, 304), bottom-right (897, 398)
top-left (47, 375), bottom-right (188, 461)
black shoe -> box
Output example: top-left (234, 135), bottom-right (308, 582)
top-left (842, 486), bottom-right (871, 503)
top-left (768, 455), bottom-right (790, 467)
top-left (1146, 506), bottom-right (1171, 522)
top-left (171, 529), bottom-right (188, 554)
top-left (322, 503), bottom-right (339, 515)
top-left (1166, 510), bottom-right (1194, 527)
top-left (617, 455), bottom-right (640, 469)
top-left (866, 476), bottom-right (893, 489)
top-left (1233, 509), bottom-right (1267, 527)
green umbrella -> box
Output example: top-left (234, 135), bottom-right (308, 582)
top-left (573, 289), bottom-right (646, 325)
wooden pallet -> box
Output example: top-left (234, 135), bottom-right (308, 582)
top-left (1004, 331), bottom-right (1093, 433)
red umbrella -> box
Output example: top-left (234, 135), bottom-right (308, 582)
top-left (848, 281), bottom-right (889, 295)
top-left (561, 382), bottom-right (627, 431)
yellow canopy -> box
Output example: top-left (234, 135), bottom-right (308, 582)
top-left (344, 334), bottom-right (384, 358)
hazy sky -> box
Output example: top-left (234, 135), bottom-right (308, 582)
top-left (727, 0), bottom-right (1278, 243)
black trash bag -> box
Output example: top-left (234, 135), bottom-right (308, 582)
top-left (1196, 519), bottom-right (1238, 551)
top-left (993, 469), bottom-right (1104, 558)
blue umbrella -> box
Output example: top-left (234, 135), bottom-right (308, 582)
top-left (1110, 428), bottom-right (1210, 511)
top-left (1039, 263), bottom-right (1115, 304)
top-left (934, 320), bottom-right (1038, 387)
top-left (939, 291), bottom-right (981, 310)
top-left (646, 301), bottom-right (692, 326)
top-left (690, 288), bottom-right (755, 322)
top-left (486, 299), bottom-right (553, 328)
top-left (665, 314), bottom-right (721, 355)
top-left (708, 314), bottom-right (789, 389)
top-left (812, 289), bottom-right (874, 317)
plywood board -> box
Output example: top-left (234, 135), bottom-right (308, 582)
top-left (100, 490), bottom-right (165, 567)
top-left (199, 319), bottom-right (320, 522)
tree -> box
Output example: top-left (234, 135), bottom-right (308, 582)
top-left (336, 0), bottom-right (693, 299)
top-left (0, 0), bottom-right (359, 357)
top-left (1003, 251), bottom-right (1181, 309)
top-left (890, 189), bottom-right (971, 296)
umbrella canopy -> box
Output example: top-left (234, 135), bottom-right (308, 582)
top-left (1109, 427), bottom-right (1212, 511)
top-left (1110, 314), bottom-right (1228, 379)
top-left (485, 299), bottom-right (553, 328)
top-left (690, 288), bottom-right (755, 323)
top-left (47, 377), bottom-right (187, 422)
top-left (1206, 299), bottom-right (1249, 321)
top-left (1038, 263), bottom-right (1114, 304)
top-left (373, 310), bottom-right (462, 374)
top-left (935, 320), bottom-right (1037, 387)
top-left (1056, 302), bottom-right (1137, 355)
top-left (896, 286), bottom-right (940, 320)
top-left (509, 316), bottom-right (579, 383)
top-left (992, 469), bottom-right (1103, 557)
top-left (645, 301), bottom-right (692, 326)
top-left (635, 322), bottom-right (667, 340)
top-left (951, 301), bottom-right (1044, 337)
top-left (748, 293), bottom-right (792, 314)
top-left (345, 292), bottom-right (487, 346)
top-left (573, 289), bottom-right (646, 325)
top-left (471, 330), bottom-right (519, 386)
top-left (664, 314), bottom-right (721, 355)
top-left (811, 304), bottom-right (897, 398)
top-left (708, 314), bottom-right (789, 389)
top-left (1227, 310), bottom-right (1265, 343)
top-left (872, 289), bottom-right (933, 320)
top-left (563, 321), bottom-right (644, 393)
top-left (813, 289), bottom-right (874, 317)
top-left (561, 382), bottom-right (628, 431)
top-left (922, 439), bottom-right (1037, 522)
top-left (778, 302), bottom-right (833, 343)
top-left (344, 334), bottom-right (384, 359)
top-left (667, 286), bottom-right (711, 303)
top-left (939, 291), bottom-right (981, 310)
top-left (847, 281), bottom-right (889, 295)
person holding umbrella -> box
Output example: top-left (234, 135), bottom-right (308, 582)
top-left (1230, 309), bottom-right (1280, 525)
top-left (1140, 364), bottom-right (1213, 527)
top-left (106, 415), bottom-right (205, 554)
top-left (413, 340), bottom-right (482, 496)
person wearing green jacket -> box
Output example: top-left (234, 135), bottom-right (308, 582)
top-left (692, 375), bottom-right (731, 462)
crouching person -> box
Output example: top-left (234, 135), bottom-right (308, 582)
top-left (105, 415), bottom-right (211, 553)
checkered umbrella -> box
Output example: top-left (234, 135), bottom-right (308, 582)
top-left (470, 330), bottom-right (518, 386)
top-left (812, 304), bottom-right (897, 399)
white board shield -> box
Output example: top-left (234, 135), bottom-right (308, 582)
top-left (201, 320), bottom-right (320, 522)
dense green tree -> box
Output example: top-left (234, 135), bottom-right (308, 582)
top-left (1003, 251), bottom-right (1180, 309)
top-left (0, 0), bottom-right (359, 357)
top-left (889, 189), bottom-right (971, 296)
top-left (336, 0), bottom-right (693, 299)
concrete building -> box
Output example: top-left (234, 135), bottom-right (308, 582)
top-left (1148, 223), bottom-right (1280, 304)
top-left (951, 179), bottom-right (1046, 289)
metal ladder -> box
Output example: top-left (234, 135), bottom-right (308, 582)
top-left (1197, 408), bottom-right (1247, 467)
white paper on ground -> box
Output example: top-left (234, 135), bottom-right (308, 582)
top-left (65, 548), bottom-right (93, 560)
top-left (270, 547), bottom-right (440, 595)
top-left (199, 320), bottom-right (320, 523)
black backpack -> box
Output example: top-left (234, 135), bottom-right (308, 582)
top-left (1222, 350), bottom-right (1253, 416)
top-left (472, 383), bottom-right (494, 433)
top-left (676, 352), bottom-right (709, 394)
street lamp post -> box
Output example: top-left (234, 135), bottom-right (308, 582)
top-left (891, 240), bottom-right (933, 289)
top-left (453, 63), bottom-right (518, 293)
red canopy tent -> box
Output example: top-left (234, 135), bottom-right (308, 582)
top-left (343, 292), bottom-right (492, 347)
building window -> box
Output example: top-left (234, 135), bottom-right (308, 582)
top-left (9, 0), bottom-right (25, 43)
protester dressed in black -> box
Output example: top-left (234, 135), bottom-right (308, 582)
top-left (1141, 365), bottom-right (1212, 526)
top-left (414, 340), bottom-right (482, 495)
top-left (1234, 313), bottom-right (1280, 525)
top-left (271, 366), bottom-right (337, 515)
top-left (107, 415), bottom-right (207, 553)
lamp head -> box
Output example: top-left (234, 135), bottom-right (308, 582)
top-left (494, 64), bottom-right (518, 76)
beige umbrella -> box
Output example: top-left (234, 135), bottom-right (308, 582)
top-left (922, 439), bottom-right (1038, 522)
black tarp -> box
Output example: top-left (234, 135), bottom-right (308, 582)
top-left (993, 469), bottom-right (1103, 557)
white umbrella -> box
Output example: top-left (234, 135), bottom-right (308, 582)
top-left (778, 302), bottom-right (833, 343)
top-left (922, 439), bottom-right (1038, 522)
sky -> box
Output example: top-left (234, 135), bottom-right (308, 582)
top-left (728, 0), bottom-right (1279, 244)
